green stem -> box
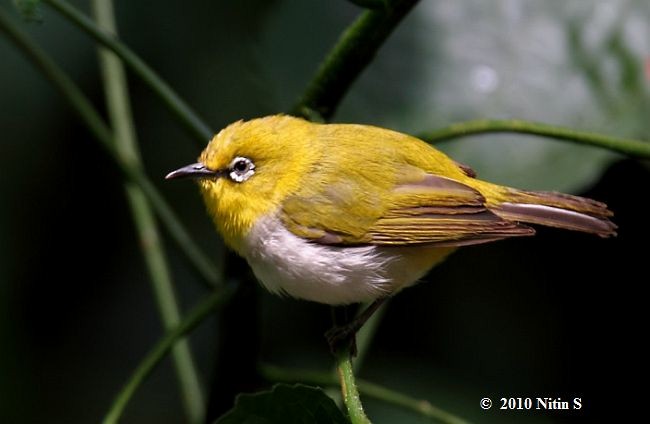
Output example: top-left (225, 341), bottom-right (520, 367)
top-left (420, 119), bottom-right (650, 159)
top-left (103, 287), bottom-right (234, 424)
top-left (336, 348), bottom-right (371, 424)
top-left (291, 0), bottom-right (420, 120)
top-left (92, 1), bottom-right (204, 422)
top-left (260, 364), bottom-right (470, 424)
top-left (43, 0), bottom-right (213, 144)
top-left (0, 8), bottom-right (221, 289)
top-left (128, 187), bottom-right (206, 421)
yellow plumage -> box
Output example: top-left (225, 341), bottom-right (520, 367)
top-left (168, 114), bottom-right (616, 305)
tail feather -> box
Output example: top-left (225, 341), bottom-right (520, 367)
top-left (490, 189), bottom-right (617, 238)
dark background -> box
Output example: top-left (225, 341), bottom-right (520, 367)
top-left (1, 1), bottom-right (648, 423)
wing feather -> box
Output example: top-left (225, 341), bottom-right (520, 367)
top-left (281, 171), bottom-right (533, 247)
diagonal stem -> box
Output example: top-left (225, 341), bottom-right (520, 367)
top-left (0, 8), bottom-right (221, 289)
top-left (92, 1), bottom-right (205, 422)
top-left (420, 119), bottom-right (650, 159)
top-left (102, 287), bottom-right (234, 424)
top-left (292, 0), bottom-right (421, 120)
top-left (43, 0), bottom-right (213, 145)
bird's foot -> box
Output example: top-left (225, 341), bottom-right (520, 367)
top-left (325, 324), bottom-right (358, 357)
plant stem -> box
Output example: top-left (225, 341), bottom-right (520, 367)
top-left (102, 287), bottom-right (234, 424)
top-left (420, 119), bottom-right (650, 159)
top-left (92, 1), bottom-right (204, 422)
top-left (0, 8), bottom-right (221, 289)
top-left (335, 348), bottom-right (371, 424)
top-left (260, 364), bottom-right (471, 424)
top-left (292, 0), bottom-right (421, 120)
top-left (127, 187), bottom-right (206, 422)
top-left (43, 0), bottom-right (213, 145)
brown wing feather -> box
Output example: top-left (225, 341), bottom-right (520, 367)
top-left (282, 173), bottom-right (534, 246)
top-left (368, 175), bottom-right (534, 245)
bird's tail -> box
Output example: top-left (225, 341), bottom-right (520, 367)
top-left (489, 188), bottom-right (617, 238)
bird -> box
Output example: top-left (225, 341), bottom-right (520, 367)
top-left (166, 114), bottom-right (616, 350)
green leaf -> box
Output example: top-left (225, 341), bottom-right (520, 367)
top-left (13, 0), bottom-right (42, 22)
top-left (215, 383), bottom-right (350, 424)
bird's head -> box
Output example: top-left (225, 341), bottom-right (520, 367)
top-left (166, 115), bottom-right (317, 252)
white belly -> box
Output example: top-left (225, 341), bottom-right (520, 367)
top-left (242, 215), bottom-right (453, 305)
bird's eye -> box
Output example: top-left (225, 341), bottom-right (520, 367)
top-left (228, 156), bottom-right (255, 183)
top-left (233, 159), bottom-right (248, 172)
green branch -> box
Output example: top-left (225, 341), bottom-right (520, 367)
top-left (126, 187), bottom-right (206, 423)
top-left (335, 348), bottom-right (371, 424)
top-left (260, 364), bottom-right (470, 424)
top-left (292, 0), bottom-right (421, 120)
top-left (92, 1), bottom-right (204, 422)
top-left (103, 287), bottom-right (234, 424)
top-left (43, 0), bottom-right (213, 145)
top-left (420, 119), bottom-right (650, 159)
top-left (0, 8), bottom-right (221, 289)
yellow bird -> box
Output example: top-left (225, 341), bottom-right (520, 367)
top-left (167, 115), bottom-right (615, 343)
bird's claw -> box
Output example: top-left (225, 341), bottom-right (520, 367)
top-left (325, 324), bottom-right (358, 357)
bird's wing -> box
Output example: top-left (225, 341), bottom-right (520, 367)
top-left (280, 168), bottom-right (534, 247)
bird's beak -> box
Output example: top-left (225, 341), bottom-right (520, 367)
top-left (165, 162), bottom-right (219, 180)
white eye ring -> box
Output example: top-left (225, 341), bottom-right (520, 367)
top-left (228, 156), bottom-right (255, 183)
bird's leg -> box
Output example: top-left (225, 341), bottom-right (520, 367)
top-left (325, 298), bottom-right (387, 356)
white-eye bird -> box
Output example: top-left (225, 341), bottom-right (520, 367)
top-left (167, 115), bottom-right (616, 345)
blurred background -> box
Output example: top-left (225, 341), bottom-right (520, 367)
top-left (1, 0), bottom-right (648, 423)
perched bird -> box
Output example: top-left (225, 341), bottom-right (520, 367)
top-left (167, 115), bottom-right (616, 347)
